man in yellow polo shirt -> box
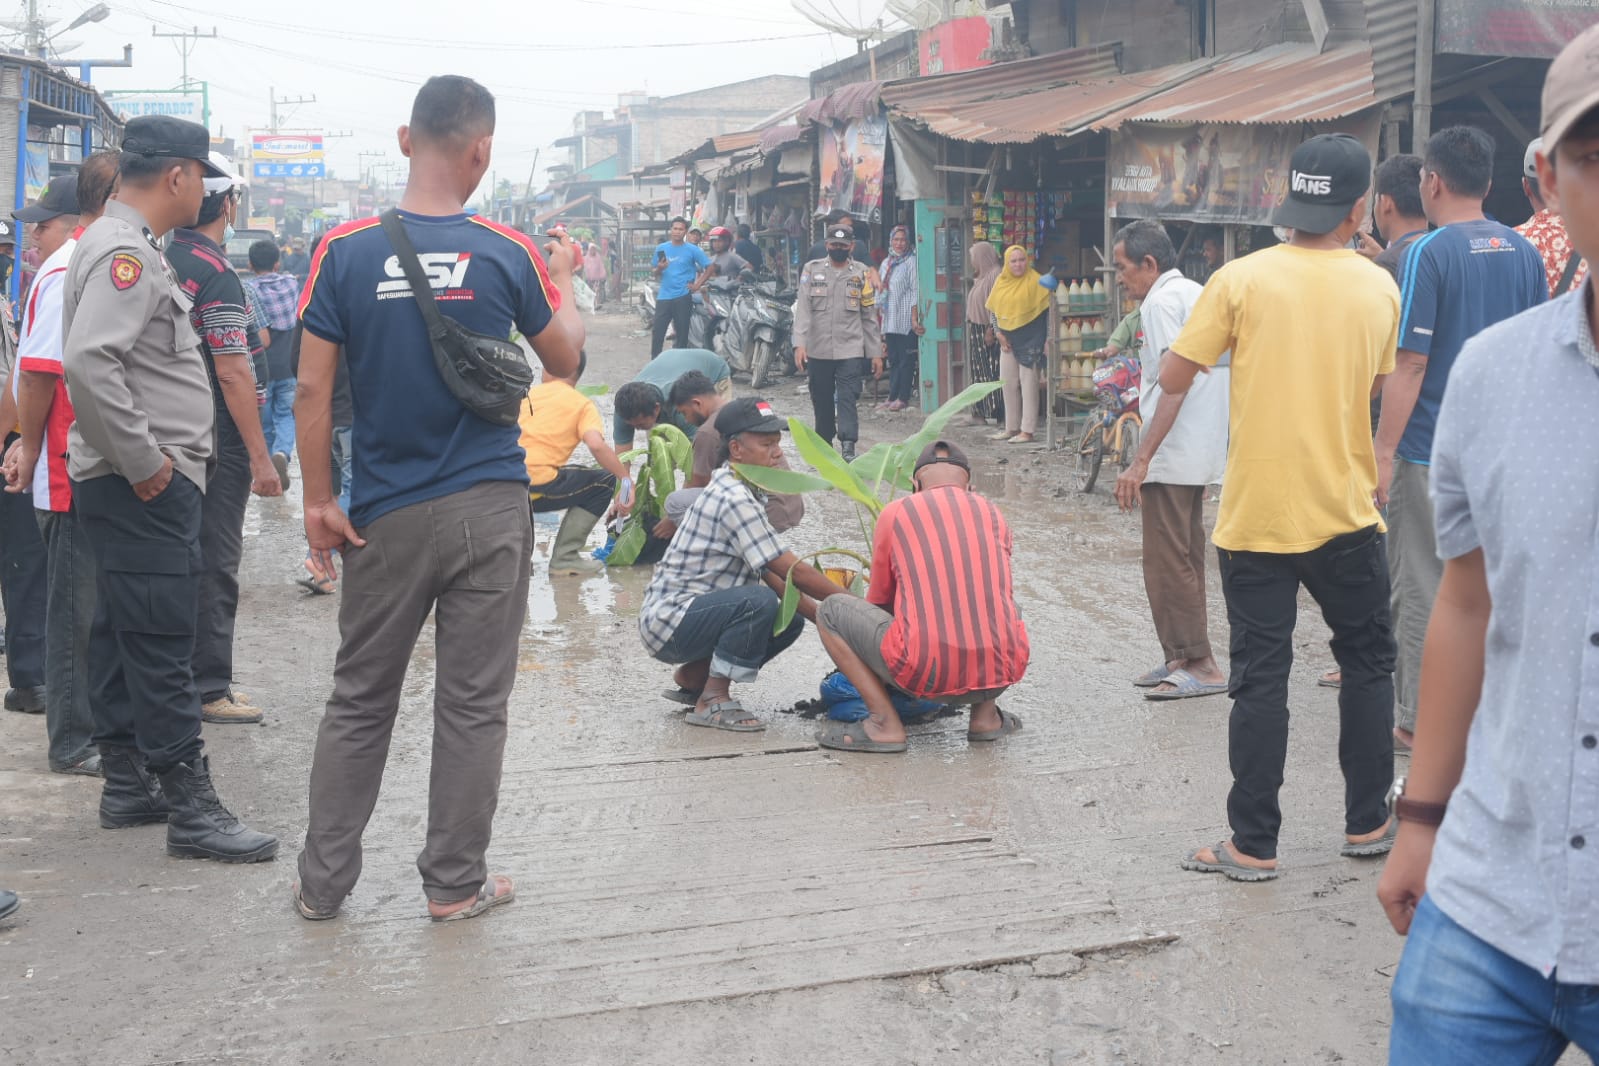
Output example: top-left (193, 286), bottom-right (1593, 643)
top-left (518, 352), bottom-right (635, 575)
top-left (1120, 134), bottom-right (1400, 882)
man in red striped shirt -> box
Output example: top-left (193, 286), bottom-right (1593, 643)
top-left (815, 440), bottom-right (1029, 753)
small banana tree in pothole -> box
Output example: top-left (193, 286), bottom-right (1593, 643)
top-left (735, 380), bottom-right (1002, 633)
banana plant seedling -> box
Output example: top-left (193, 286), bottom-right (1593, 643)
top-left (735, 380), bottom-right (1002, 631)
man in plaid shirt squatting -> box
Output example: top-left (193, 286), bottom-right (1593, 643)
top-left (639, 397), bottom-right (845, 732)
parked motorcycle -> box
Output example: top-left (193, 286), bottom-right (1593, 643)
top-left (634, 278), bottom-right (657, 328)
top-left (726, 274), bottom-right (795, 388)
top-left (688, 277), bottom-right (740, 358)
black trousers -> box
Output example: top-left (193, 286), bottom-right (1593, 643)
top-left (75, 472), bottom-right (205, 771)
top-left (806, 357), bottom-right (867, 445)
top-left (0, 433), bottom-right (47, 689)
top-left (530, 466), bottom-right (616, 517)
top-left (650, 294), bottom-right (694, 358)
top-left (192, 429), bottom-right (251, 704)
top-left (884, 332), bottom-right (917, 405)
top-left (1217, 525), bottom-right (1396, 860)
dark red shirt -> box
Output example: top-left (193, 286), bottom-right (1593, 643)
top-left (867, 486), bottom-right (1029, 697)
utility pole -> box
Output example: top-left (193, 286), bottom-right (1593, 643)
top-left (269, 86), bottom-right (317, 134)
top-left (151, 25), bottom-right (216, 90)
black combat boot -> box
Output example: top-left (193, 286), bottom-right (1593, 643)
top-left (156, 756), bottom-right (278, 863)
top-left (98, 745), bottom-right (172, 829)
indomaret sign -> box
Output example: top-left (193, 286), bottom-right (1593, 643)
top-left (251, 134), bottom-right (325, 179)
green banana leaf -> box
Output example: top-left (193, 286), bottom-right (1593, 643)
top-left (787, 418), bottom-right (884, 516)
top-left (605, 521), bottom-right (649, 567)
top-left (731, 465), bottom-right (837, 496)
top-left (891, 380), bottom-right (1005, 484)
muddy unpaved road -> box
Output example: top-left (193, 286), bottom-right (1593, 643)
top-left (2, 311), bottom-right (1443, 1065)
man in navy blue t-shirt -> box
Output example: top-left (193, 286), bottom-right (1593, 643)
top-left (649, 216), bottom-right (710, 358)
top-left (1374, 125), bottom-right (1545, 747)
top-left (291, 75), bottom-right (584, 924)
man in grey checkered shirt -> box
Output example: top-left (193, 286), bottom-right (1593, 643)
top-left (640, 397), bottom-right (843, 732)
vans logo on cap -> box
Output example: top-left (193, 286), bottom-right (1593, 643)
top-left (1291, 170), bottom-right (1333, 197)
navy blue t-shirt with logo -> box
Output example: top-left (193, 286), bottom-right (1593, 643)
top-left (299, 210), bottom-right (558, 525)
top-left (1395, 219), bottom-right (1545, 464)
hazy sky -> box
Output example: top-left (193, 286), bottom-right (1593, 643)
top-left (22, 0), bottom-right (905, 187)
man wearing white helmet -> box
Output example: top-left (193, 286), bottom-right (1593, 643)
top-left (165, 150), bottom-right (284, 728)
top-left (1517, 136), bottom-right (1589, 298)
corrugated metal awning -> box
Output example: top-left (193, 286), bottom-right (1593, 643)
top-left (1093, 42), bottom-right (1380, 128)
top-left (882, 44), bottom-right (1206, 145)
top-left (798, 81), bottom-right (885, 126)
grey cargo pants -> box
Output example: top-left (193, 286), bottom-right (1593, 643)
top-left (297, 481), bottom-right (533, 907)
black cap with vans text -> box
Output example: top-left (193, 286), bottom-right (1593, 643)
top-left (1270, 133), bottom-right (1371, 236)
top-left (717, 397), bottom-right (786, 437)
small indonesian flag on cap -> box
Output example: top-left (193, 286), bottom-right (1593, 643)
top-left (755, 401), bottom-right (775, 418)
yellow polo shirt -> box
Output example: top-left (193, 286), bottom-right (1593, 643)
top-left (1172, 244), bottom-right (1399, 553)
top-left (517, 380), bottom-right (603, 487)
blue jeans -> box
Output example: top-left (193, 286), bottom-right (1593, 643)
top-left (653, 584), bottom-right (805, 682)
top-left (1391, 895), bottom-right (1599, 1065)
top-left (332, 426), bottom-right (353, 515)
top-left (261, 378), bottom-right (297, 457)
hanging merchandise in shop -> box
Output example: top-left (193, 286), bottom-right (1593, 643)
top-left (1107, 115), bottom-right (1381, 226)
top-left (818, 116), bottom-right (888, 226)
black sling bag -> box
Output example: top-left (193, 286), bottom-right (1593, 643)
top-left (378, 210), bottom-right (534, 427)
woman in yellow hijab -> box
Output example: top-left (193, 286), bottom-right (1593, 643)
top-left (984, 245), bottom-right (1051, 442)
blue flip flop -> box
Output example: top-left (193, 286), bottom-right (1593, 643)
top-left (1145, 668), bottom-right (1228, 701)
top-left (1133, 663), bottom-right (1173, 688)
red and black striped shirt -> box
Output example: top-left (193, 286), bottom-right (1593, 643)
top-left (867, 486), bottom-right (1029, 698)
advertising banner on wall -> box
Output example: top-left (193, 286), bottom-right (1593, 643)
top-left (1106, 114), bottom-right (1380, 226)
top-left (251, 134), bottom-right (325, 178)
top-left (107, 92), bottom-right (202, 122)
top-left (1436, 0), bottom-right (1599, 59)
top-left (818, 116), bottom-right (887, 226)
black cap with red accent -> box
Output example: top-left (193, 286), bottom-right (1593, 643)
top-left (718, 397), bottom-right (786, 436)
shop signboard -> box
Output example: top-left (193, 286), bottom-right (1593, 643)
top-left (251, 134), bottom-right (326, 179)
top-left (818, 116), bottom-right (888, 226)
top-left (1435, 0), bottom-right (1599, 59)
top-left (1107, 116), bottom-right (1380, 226)
top-left (107, 92), bottom-right (202, 122)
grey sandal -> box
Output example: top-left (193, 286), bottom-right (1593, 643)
top-left (1340, 818), bottom-right (1397, 857)
top-left (429, 875), bottom-right (515, 923)
top-left (661, 686), bottom-right (702, 707)
top-left (1180, 840), bottom-right (1280, 882)
top-left (968, 708), bottom-right (1023, 742)
top-left (816, 719), bottom-right (907, 753)
top-left (291, 881), bottom-right (339, 921)
top-left (685, 699), bottom-right (765, 732)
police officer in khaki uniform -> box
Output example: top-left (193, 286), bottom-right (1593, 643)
top-left (793, 224), bottom-right (883, 462)
top-left (62, 115), bottom-right (277, 864)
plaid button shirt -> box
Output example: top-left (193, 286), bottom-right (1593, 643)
top-left (244, 270), bottom-right (302, 332)
top-left (639, 467), bottom-right (785, 655)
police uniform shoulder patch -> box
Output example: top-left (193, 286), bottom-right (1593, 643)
top-left (110, 252), bottom-right (142, 290)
